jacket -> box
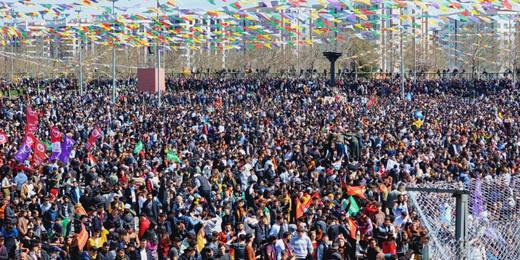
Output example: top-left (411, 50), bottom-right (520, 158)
top-left (91, 215), bottom-right (104, 232)
top-left (80, 251), bottom-right (94, 260)
top-left (43, 208), bottom-right (58, 229)
top-left (69, 187), bottom-right (82, 204)
top-left (124, 187), bottom-right (137, 204)
top-left (0, 245), bottom-right (8, 260)
top-left (142, 199), bottom-right (159, 222)
top-left (4, 207), bottom-right (15, 225)
top-left (249, 222), bottom-right (269, 245)
top-left (58, 202), bottom-right (74, 220)
top-left (323, 248), bottom-right (342, 260)
top-left (376, 224), bottom-right (395, 245)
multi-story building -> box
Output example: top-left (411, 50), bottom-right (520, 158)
top-left (430, 9), bottom-right (518, 71)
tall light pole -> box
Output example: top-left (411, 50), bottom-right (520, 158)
top-left (400, 31), bottom-right (405, 99)
top-left (76, 8), bottom-right (83, 96)
top-left (413, 16), bottom-right (417, 86)
top-left (10, 36), bottom-right (14, 98)
top-left (110, 0), bottom-right (118, 103)
top-left (157, 0), bottom-right (162, 108)
top-left (10, 18), bottom-right (15, 97)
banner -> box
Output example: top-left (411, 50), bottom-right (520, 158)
top-left (58, 136), bottom-right (76, 164)
top-left (0, 132), bottom-right (8, 145)
top-left (86, 126), bottom-right (102, 150)
top-left (77, 223), bottom-right (89, 251)
top-left (32, 139), bottom-right (47, 166)
top-left (50, 126), bottom-right (62, 153)
top-left (25, 108), bottom-right (38, 135)
top-left (14, 140), bottom-right (32, 162)
top-left (24, 134), bottom-right (36, 149)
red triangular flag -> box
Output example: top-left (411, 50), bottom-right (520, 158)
top-left (304, 192), bottom-right (321, 208)
top-left (347, 186), bottom-right (367, 199)
top-left (347, 217), bottom-right (358, 240)
top-left (77, 223), bottom-right (89, 251)
top-left (296, 198), bottom-right (304, 219)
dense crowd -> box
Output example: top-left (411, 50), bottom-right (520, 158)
top-left (0, 75), bottom-right (517, 260)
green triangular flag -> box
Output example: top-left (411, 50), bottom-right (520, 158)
top-left (134, 140), bottom-right (144, 154)
top-left (347, 196), bottom-right (360, 217)
top-left (42, 141), bottom-right (51, 151)
top-left (40, 3), bottom-right (53, 9)
top-left (62, 218), bottom-right (70, 235)
top-left (101, 6), bottom-right (112, 14)
top-left (340, 0), bottom-right (353, 9)
top-left (208, 0), bottom-right (216, 4)
top-left (167, 151), bottom-right (182, 163)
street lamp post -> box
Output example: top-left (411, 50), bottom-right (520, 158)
top-left (10, 36), bottom-right (13, 98)
top-left (157, 0), bottom-right (162, 108)
top-left (400, 31), bottom-right (405, 99)
top-left (413, 18), bottom-right (417, 86)
top-left (110, 0), bottom-right (118, 103)
top-left (76, 8), bottom-right (83, 96)
top-left (10, 18), bottom-right (15, 98)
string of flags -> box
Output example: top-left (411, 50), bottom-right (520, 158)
top-left (0, 0), bottom-right (519, 51)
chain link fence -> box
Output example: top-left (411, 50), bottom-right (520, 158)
top-left (408, 175), bottom-right (520, 260)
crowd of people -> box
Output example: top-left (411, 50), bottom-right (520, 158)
top-left (0, 75), bottom-right (517, 260)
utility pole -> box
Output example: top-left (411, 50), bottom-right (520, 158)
top-left (10, 18), bottom-right (15, 97)
top-left (157, 0), bottom-right (162, 108)
top-left (76, 8), bottom-right (83, 96)
top-left (10, 36), bottom-right (13, 98)
top-left (400, 10), bottom-right (405, 100)
top-left (513, 18), bottom-right (516, 87)
top-left (110, 0), bottom-right (118, 103)
top-left (413, 14), bottom-right (417, 86)
top-left (400, 32), bottom-right (404, 99)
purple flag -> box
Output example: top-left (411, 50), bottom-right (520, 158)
top-left (58, 136), bottom-right (76, 164)
top-left (329, 0), bottom-right (341, 9)
top-left (470, 16), bottom-right (481, 23)
top-left (49, 151), bottom-right (60, 162)
top-left (49, 141), bottom-right (65, 162)
top-left (49, 138), bottom-right (66, 162)
top-left (14, 141), bottom-right (33, 162)
top-left (473, 176), bottom-right (483, 217)
top-left (346, 14), bottom-right (357, 22)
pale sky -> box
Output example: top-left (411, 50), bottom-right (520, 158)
top-left (10, 0), bottom-right (279, 16)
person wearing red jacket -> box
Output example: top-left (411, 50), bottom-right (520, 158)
top-left (138, 214), bottom-right (151, 239)
top-left (382, 236), bottom-right (397, 255)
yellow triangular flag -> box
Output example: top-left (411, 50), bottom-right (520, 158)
top-left (412, 120), bottom-right (423, 129)
top-left (355, 0), bottom-right (371, 6)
